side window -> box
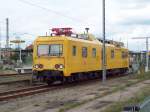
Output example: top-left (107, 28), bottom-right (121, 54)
top-left (72, 46), bottom-right (76, 56)
top-left (123, 52), bottom-right (128, 58)
top-left (82, 47), bottom-right (87, 58)
top-left (122, 51), bottom-right (126, 59)
top-left (92, 48), bottom-right (96, 58)
top-left (111, 50), bottom-right (115, 59)
top-left (126, 52), bottom-right (128, 58)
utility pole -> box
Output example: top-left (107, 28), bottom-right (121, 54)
top-left (0, 24), bottom-right (1, 61)
top-left (102, 0), bottom-right (106, 83)
top-left (6, 18), bottom-right (9, 49)
top-left (127, 37), bottom-right (129, 49)
top-left (19, 42), bottom-right (22, 63)
top-left (132, 37), bottom-right (150, 72)
top-left (146, 37), bottom-right (149, 72)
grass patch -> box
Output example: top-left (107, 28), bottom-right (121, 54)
top-left (134, 72), bottom-right (150, 80)
top-left (58, 101), bottom-right (86, 112)
top-left (0, 66), bottom-right (3, 70)
top-left (58, 72), bottom-right (150, 112)
top-left (103, 87), bottom-right (150, 112)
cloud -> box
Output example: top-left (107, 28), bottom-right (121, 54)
top-left (0, 0), bottom-right (150, 51)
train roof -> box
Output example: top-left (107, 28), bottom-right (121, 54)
top-left (35, 34), bottom-right (101, 44)
top-left (35, 35), bottom-right (128, 50)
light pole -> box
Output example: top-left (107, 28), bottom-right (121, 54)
top-left (10, 40), bottom-right (25, 63)
top-left (19, 43), bottom-right (22, 63)
top-left (102, 0), bottom-right (106, 83)
top-left (146, 37), bottom-right (149, 72)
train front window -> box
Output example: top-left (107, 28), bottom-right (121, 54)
top-left (49, 44), bottom-right (63, 56)
top-left (38, 45), bottom-right (49, 56)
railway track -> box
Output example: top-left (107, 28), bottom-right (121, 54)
top-left (0, 73), bottom-right (32, 85)
top-left (0, 73), bottom-right (128, 101)
top-left (0, 73), bottom-right (32, 77)
top-left (0, 85), bottom-right (57, 101)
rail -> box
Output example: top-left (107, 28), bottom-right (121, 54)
top-left (0, 85), bottom-right (55, 101)
top-left (0, 73), bottom-right (32, 77)
top-left (0, 73), bottom-right (128, 101)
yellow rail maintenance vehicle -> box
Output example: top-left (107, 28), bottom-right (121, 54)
top-left (33, 28), bottom-right (129, 84)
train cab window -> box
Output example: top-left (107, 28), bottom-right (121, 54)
top-left (92, 48), bottom-right (96, 58)
top-left (111, 50), bottom-right (115, 59)
top-left (38, 45), bottom-right (49, 56)
top-left (72, 46), bottom-right (76, 56)
top-left (82, 47), bottom-right (87, 58)
top-left (49, 44), bottom-right (63, 56)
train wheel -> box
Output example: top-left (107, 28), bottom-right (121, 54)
top-left (61, 77), bottom-right (66, 84)
top-left (78, 73), bottom-right (83, 81)
top-left (70, 76), bottom-right (74, 83)
top-left (65, 76), bottom-right (73, 83)
top-left (89, 72), bottom-right (95, 79)
top-left (47, 80), bottom-right (54, 86)
top-left (73, 74), bottom-right (79, 82)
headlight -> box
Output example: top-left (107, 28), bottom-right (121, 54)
top-left (55, 64), bottom-right (60, 69)
top-left (33, 65), bottom-right (38, 69)
top-left (33, 64), bottom-right (43, 69)
top-left (38, 64), bottom-right (43, 68)
top-left (59, 64), bottom-right (64, 69)
top-left (55, 64), bottom-right (64, 69)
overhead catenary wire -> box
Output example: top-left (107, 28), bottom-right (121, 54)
top-left (18, 0), bottom-right (88, 25)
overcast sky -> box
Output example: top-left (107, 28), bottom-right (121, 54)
top-left (0, 0), bottom-right (150, 51)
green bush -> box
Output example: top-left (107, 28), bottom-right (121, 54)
top-left (10, 53), bottom-right (19, 61)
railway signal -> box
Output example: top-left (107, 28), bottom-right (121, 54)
top-left (132, 37), bottom-right (150, 72)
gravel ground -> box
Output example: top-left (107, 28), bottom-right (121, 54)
top-left (0, 81), bottom-right (31, 93)
top-left (0, 75), bottom-right (32, 83)
top-left (0, 75), bottom-right (32, 92)
top-left (0, 75), bottom-right (138, 112)
top-left (66, 80), bottom-right (150, 112)
top-left (0, 70), bottom-right (17, 75)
